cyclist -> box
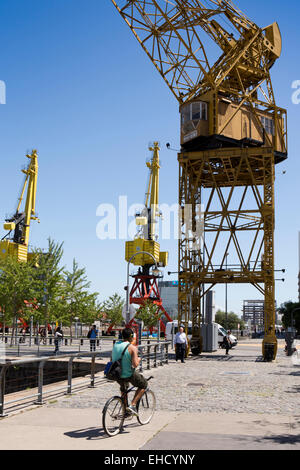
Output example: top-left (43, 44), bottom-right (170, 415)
top-left (111, 327), bottom-right (148, 416)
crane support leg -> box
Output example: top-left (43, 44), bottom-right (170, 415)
top-left (178, 147), bottom-right (277, 361)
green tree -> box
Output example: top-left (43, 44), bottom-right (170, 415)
top-left (215, 310), bottom-right (245, 331)
top-left (103, 293), bottom-right (124, 327)
top-left (135, 300), bottom-right (161, 337)
top-left (278, 301), bottom-right (300, 335)
top-left (32, 238), bottom-right (65, 334)
top-left (61, 259), bottom-right (99, 338)
top-left (0, 255), bottom-right (37, 344)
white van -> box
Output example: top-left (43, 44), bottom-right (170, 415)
top-left (166, 321), bottom-right (237, 348)
top-left (217, 324), bottom-right (238, 347)
top-left (165, 320), bottom-right (192, 342)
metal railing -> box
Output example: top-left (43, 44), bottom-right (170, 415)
top-left (0, 334), bottom-right (164, 357)
top-left (0, 341), bottom-right (170, 417)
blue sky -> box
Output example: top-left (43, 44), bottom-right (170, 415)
top-left (0, 0), bottom-right (299, 316)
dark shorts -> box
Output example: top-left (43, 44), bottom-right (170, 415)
top-left (117, 370), bottom-right (148, 393)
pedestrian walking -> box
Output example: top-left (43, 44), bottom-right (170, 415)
top-left (54, 327), bottom-right (63, 354)
top-left (175, 326), bottom-right (188, 363)
top-left (21, 328), bottom-right (26, 344)
top-left (88, 325), bottom-right (98, 352)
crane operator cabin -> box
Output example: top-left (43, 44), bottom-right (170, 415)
top-left (179, 21), bottom-right (287, 164)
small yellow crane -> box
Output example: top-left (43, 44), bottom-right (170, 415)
top-left (125, 141), bottom-right (168, 272)
top-left (0, 150), bottom-right (39, 262)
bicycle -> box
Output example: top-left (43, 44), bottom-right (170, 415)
top-left (102, 376), bottom-right (156, 437)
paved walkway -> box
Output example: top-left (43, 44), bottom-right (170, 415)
top-left (0, 340), bottom-right (299, 450)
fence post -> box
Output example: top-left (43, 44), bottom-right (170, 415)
top-left (165, 342), bottom-right (169, 364)
top-left (34, 360), bottom-right (46, 405)
top-left (160, 343), bottom-right (163, 366)
top-left (89, 354), bottom-right (95, 388)
top-left (147, 340), bottom-right (150, 370)
top-left (0, 365), bottom-right (8, 417)
top-left (67, 357), bottom-right (74, 395)
top-left (139, 347), bottom-right (143, 372)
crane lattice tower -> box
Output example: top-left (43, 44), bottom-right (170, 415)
top-left (111, 0), bottom-right (287, 361)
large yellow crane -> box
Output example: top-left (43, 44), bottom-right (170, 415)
top-left (111, 0), bottom-right (287, 360)
top-left (0, 150), bottom-right (39, 262)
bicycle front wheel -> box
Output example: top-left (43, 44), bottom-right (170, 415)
top-left (137, 390), bottom-right (156, 425)
top-left (102, 396), bottom-right (125, 436)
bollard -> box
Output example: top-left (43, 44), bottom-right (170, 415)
top-left (65, 339), bottom-right (68, 346)
top-left (80, 339), bottom-right (83, 346)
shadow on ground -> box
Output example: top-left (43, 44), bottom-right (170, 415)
top-left (64, 421), bottom-right (141, 441)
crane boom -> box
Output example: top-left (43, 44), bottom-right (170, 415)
top-left (0, 150), bottom-right (39, 262)
top-left (111, 0), bottom-right (282, 104)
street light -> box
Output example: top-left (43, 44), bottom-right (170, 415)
top-left (125, 251), bottom-right (161, 326)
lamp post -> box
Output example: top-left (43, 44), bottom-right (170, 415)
top-left (125, 251), bottom-right (161, 326)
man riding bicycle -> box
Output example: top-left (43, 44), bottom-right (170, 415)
top-left (111, 327), bottom-right (148, 416)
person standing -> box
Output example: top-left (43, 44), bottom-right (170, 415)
top-left (88, 325), bottom-right (98, 352)
top-left (175, 326), bottom-right (188, 363)
top-left (223, 331), bottom-right (232, 355)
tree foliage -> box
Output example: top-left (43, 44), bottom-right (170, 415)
top-left (215, 310), bottom-right (245, 330)
top-left (136, 300), bottom-right (161, 331)
top-left (278, 301), bottom-right (300, 334)
top-left (102, 293), bottom-right (124, 326)
top-left (0, 238), bottom-right (100, 332)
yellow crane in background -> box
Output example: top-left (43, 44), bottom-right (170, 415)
top-left (111, 0), bottom-right (287, 361)
top-left (0, 150), bottom-right (39, 263)
top-left (124, 142), bottom-right (172, 334)
top-left (125, 141), bottom-right (168, 272)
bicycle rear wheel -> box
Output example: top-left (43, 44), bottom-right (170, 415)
top-left (137, 390), bottom-right (156, 425)
top-left (102, 396), bottom-right (125, 436)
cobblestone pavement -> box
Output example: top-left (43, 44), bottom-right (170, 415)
top-left (48, 340), bottom-right (300, 416)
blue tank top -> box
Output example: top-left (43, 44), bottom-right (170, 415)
top-left (112, 341), bottom-right (134, 379)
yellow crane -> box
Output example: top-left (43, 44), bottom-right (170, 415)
top-left (0, 150), bottom-right (39, 262)
top-left (125, 141), bottom-right (168, 272)
top-left (111, 1), bottom-right (287, 361)
top-left (124, 142), bottom-right (172, 335)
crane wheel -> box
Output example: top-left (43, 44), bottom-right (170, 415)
top-left (263, 343), bottom-right (275, 362)
top-left (191, 347), bottom-right (201, 356)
